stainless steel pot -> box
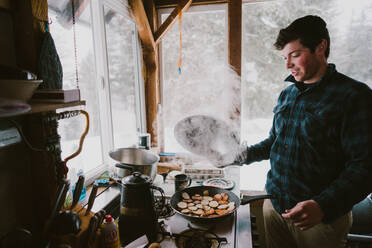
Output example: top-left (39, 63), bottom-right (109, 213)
top-left (109, 147), bottom-right (159, 180)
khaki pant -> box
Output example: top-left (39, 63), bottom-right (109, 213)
top-left (263, 199), bottom-right (352, 248)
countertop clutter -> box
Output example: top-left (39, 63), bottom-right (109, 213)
top-left (122, 165), bottom-right (254, 248)
top-left (42, 164), bottom-right (255, 248)
top-left (50, 205), bottom-right (102, 247)
top-left (66, 165), bottom-right (253, 248)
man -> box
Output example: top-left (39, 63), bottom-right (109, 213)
top-left (235, 15), bottom-right (372, 247)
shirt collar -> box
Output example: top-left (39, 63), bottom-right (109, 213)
top-left (285, 63), bottom-right (336, 88)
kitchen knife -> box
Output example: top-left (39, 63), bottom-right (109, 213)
top-left (42, 180), bottom-right (69, 247)
top-left (97, 210), bottom-right (106, 227)
top-left (57, 180), bottom-right (70, 212)
top-left (93, 211), bottom-right (103, 232)
top-left (52, 180), bottom-right (69, 219)
top-left (85, 184), bottom-right (98, 216)
top-left (71, 175), bottom-right (85, 210)
top-left (86, 215), bottom-right (98, 247)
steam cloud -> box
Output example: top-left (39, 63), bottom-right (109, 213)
top-left (157, 59), bottom-right (245, 167)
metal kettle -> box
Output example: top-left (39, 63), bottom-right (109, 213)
top-left (118, 172), bottom-right (165, 246)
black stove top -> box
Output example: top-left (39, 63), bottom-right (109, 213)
top-left (158, 222), bottom-right (227, 248)
top-left (154, 197), bottom-right (175, 219)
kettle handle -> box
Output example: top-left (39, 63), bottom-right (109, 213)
top-left (115, 163), bottom-right (135, 171)
top-left (151, 185), bottom-right (165, 210)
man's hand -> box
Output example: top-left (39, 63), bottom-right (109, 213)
top-left (281, 200), bottom-right (324, 230)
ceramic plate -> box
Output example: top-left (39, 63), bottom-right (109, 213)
top-left (0, 98), bottom-right (31, 117)
top-left (202, 178), bottom-right (235, 190)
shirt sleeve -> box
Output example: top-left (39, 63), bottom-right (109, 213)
top-left (235, 125), bottom-right (275, 165)
top-left (235, 90), bottom-right (286, 165)
top-left (312, 86), bottom-right (372, 223)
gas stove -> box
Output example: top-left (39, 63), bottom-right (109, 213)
top-left (155, 203), bottom-right (253, 248)
top-left (158, 221), bottom-right (228, 248)
top-left (151, 188), bottom-right (253, 247)
top-left (118, 166), bottom-right (254, 248)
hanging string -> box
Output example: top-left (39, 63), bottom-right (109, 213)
top-left (178, 10), bottom-right (182, 75)
top-left (71, 0), bottom-right (80, 90)
top-left (62, 110), bottom-right (90, 175)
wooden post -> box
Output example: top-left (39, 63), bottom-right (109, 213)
top-left (228, 0), bottom-right (241, 126)
top-left (128, 0), bottom-right (160, 148)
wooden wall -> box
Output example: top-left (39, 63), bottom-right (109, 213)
top-left (0, 0), bottom-right (59, 242)
top-left (0, 119), bottom-right (33, 235)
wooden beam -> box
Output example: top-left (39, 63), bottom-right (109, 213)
top-left (155, 0), bottom-right (226, 9)
top-left (143, 0), bottom-right (164, 150)
top-left (154, 0), bottom-right (192, 44)
top-left (228, 0), bottom-right (241, 121)
top-left (228, 0), bottom-right (241, 76)
top-left (142, 48), bottom-right (160, 148)
top-left (143, 0), bottom-right (158, 32)
top-left (128, 0), bottom-right (155, 50)
top-left (129, 0), bottom-right (162, 148)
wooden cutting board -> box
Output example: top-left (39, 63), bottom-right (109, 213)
top-left (157, 162), bottom-right (181, 174)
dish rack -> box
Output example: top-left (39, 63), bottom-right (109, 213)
top-left (184, 167), bottom-right (224, 182)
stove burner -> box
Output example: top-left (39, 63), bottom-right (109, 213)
top-left (158, 222), bottom-right (227, 248)
top-left (154, 197), bottom-right (175, 219)
top-left (177, 229), bottom-right (220, 248)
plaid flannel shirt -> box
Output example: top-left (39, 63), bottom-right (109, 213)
top-left (239, 64), bottom-right (372, 223)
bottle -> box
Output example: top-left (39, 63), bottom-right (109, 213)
top-left (102, 214), bottom-right (120, 248)
top-left (63, 167), bottom-right (77, 209)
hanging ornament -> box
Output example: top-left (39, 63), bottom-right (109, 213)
top-left (178, 10), bottom-right (182, 74)
top-left (71, 0), bottom-right (80, 90)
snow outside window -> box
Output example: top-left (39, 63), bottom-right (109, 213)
top-left (49, 2), bottom-right (104, 179)
top-left (103, 5), bottom-right (141, 149)
top-left (159, 4), bottom-right (229, 155)
top-left (241, 0), bottom-right (372, 191)
top-left (48, 0), bottom-right (144, 182)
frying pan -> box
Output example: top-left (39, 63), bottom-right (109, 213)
top-left (170, 186), bottom-right (274, 223)
top-left (174, 115), bottom-right (240, 165)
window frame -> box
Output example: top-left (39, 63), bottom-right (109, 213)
top-left (51, 0), bottom-right (146, 184)
top-left (92, 0), bottom-right (146, 181)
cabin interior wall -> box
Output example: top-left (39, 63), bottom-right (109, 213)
top-left (0, 1), bottom-right (54, 239)
top-left (0, 11), bottom-right (16, 66)
top-left (0, 118), bottom-right (34, 236)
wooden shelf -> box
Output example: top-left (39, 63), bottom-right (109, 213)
top-left (27, 100), bottom-right (86, 115)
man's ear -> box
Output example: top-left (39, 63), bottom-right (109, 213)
top-left (317, 39), bottom-right (327, 55)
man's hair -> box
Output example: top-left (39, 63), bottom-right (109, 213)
top-left (274, 15), bottom-right (330, 58)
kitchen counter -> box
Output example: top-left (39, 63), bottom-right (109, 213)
top-left (85, 166), bottom-right (254, 248)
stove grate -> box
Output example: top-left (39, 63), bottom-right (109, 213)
top-left (154, 197), bottom-right (175, 219)
top-left (158, 222), bottom-right (227, 248)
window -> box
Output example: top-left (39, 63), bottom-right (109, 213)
top-left (48, 0), bottom-right (144, 181)
top-left (241, 0), bottom-right (372, 191)
top-left (103, 4), bottom-right (144, 149)
top-left (159, 4), bottom-right (228, 154)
